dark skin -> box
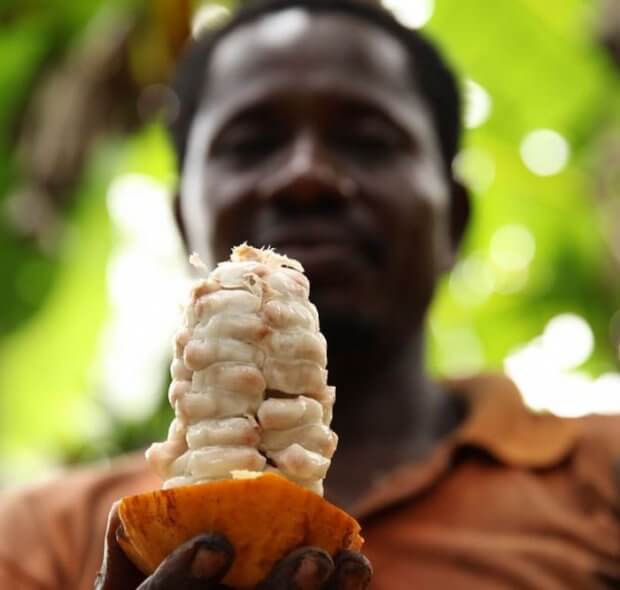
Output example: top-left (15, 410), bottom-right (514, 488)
top-left (97, 8), bottom-right (469, 589)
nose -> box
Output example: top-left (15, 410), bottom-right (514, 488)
top-left (256, 131), bottom-right (357, 206)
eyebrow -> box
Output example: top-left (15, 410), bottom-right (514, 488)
top-left (218, 103), bottom-right (281, 128)
top-left (213, 88), bottom-right (410, 134)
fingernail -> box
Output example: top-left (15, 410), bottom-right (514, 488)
top-left (191, 546), bottom-right (228, 580)
top-left (293, 554), bottom-right (332, 590)
top-left (115, 524), bottom-right (128, 544)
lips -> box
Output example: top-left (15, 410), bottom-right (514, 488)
top-left (257, 220), bottom-right (354, 248)
top-left (253, 223), bottom-right (356, 278)
top-left (281, 242), bottom-right (356, 276)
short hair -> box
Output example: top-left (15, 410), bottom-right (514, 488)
top-left (168, 0), bottom-right (462, 173)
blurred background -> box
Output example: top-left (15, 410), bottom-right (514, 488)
top-left (1, 0), bottom-right (619, 485)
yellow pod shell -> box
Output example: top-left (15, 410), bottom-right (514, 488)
top-left (118, 473), bottom-right (363, 590)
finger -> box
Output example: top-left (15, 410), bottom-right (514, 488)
top-left (260, 547), bottom-right (334, 590)
top-left (137, 533), bottom-right (234, 590)
top-left (328, 551), bottom-right (372, 590)
top-left (95, 501), bottom-right (144, 590)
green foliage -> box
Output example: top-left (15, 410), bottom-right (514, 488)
top-left (427, 0), bottom-right (620, 375)
top-left (0, 0), bottom-right (619, 482)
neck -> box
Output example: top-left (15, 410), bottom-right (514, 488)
top-left (330, 332), bottom-right (444, 445)
top-left (325, 331), bottom-right (463, 508)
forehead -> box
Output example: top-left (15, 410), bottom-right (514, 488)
top-left (204, 9), bottom-right (417, 103)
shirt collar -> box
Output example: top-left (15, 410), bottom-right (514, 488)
top-left (350, 373), bottom-right (582, 520)
top-left (448, 373), bottom-right (581, 468)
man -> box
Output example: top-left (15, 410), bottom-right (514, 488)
top-left (1, 1), bottom-right (619, 588)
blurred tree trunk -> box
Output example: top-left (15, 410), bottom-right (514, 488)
top-left (6, 0), bottom-right (190, 251)
top-left (599, 0), bottom-right (620, 68)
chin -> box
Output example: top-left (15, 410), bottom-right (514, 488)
top-left (318, 311), bottom-right (381, 357)
top-left (308, 285), bottom-right (378, 347)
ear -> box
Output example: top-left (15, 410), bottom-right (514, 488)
top-left (449, 179), bottom-right (470, 255)
top-left (173, 191), bottom-right (189, 253)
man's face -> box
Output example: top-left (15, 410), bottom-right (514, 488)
top-left (180, 10), bottom-right (458, 351)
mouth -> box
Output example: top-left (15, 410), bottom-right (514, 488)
top-left (254, 222), bottom-right (380, 287)
top-left (273, 241), bottom-right (355, 271)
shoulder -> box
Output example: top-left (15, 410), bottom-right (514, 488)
top-left (0, 451), bottom-right (156, 524)
top-left (446, 373), bottom-right (620, 490)
top-left (571, 413), bottom-right (620, 508)
top-left (577, 413), bottom-right (620, 449)
top-left (0, 451), bottom-right (157, 589)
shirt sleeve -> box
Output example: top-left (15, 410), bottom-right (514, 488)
top-left (0, 453), bottom-right (156, 590)
top-left (0, 556), bottom-right (52, 590)
top-left (0, 486), bottom-right (65, 589)
top-left (574, 414), bottom-right (620, 582)
top-left (576, 415), bottom-right (620, 511)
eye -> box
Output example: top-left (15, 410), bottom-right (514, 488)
top-left (212, 123), bottom-right (286, 162)
top-left (330, 117), bottom-right (407, 159)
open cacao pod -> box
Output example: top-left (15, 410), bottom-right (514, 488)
top-left (118, 473), bottom-right (363, 589)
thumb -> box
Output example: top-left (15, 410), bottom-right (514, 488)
top-left (137, 533), bottom-right (235, 590)
top-left (95, 501), bottom-right (144, 590)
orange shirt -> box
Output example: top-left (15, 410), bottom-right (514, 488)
top-left (0, 374), bottom-right (619, 589)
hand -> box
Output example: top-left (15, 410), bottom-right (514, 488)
top-left (259, 547), bottom-right (372, 590)
top-left (95, 502), bottom-right (234, 590)
top-left (95, 503), bottom-right (372, 590)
